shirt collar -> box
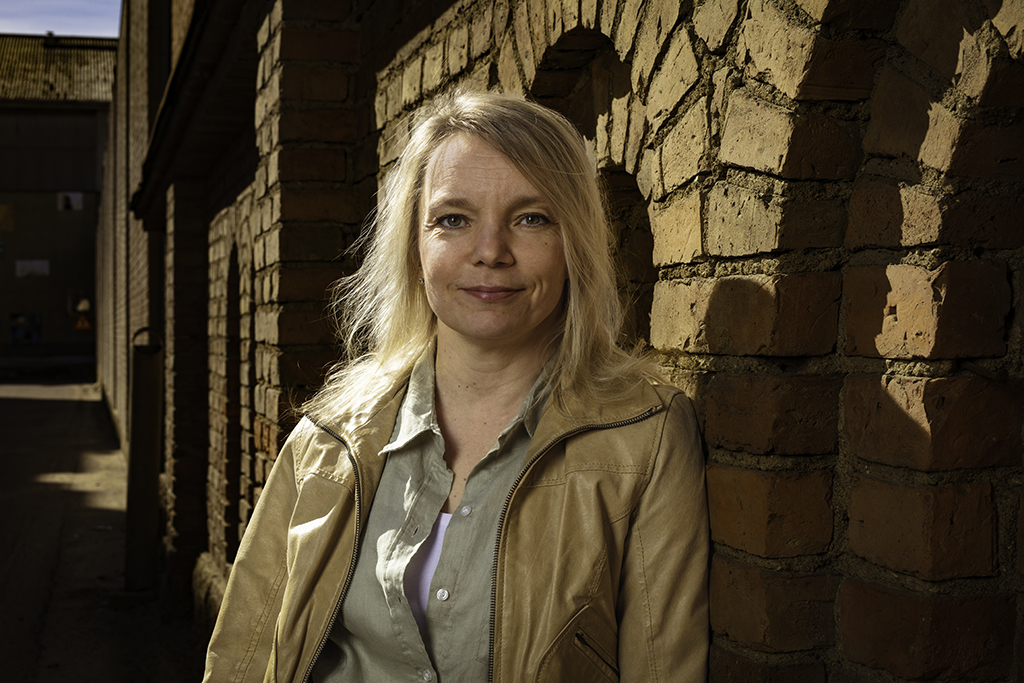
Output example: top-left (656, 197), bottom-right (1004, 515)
top-left (379, 344), bottom-right (553, 456)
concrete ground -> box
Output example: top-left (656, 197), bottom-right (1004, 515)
top-left (0, 377), bottom-right (207, 682)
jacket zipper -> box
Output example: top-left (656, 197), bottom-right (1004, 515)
top-left (301, 421), bottom-right (363, 683)
top-left (574, 631), bottom-right (620, 676)
top-left (486, 405), bottom-right (660, 683)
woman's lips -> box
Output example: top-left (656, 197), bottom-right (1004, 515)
top-left (461, 286), bottom-right (521, 302)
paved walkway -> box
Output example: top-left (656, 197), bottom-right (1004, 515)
top-left (0, 381), bottom-right (206, 682)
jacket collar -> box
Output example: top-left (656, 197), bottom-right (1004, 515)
top-left (313, 371), bottom-right (665, 466)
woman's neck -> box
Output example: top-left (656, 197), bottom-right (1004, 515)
top-left (433, 332), bottom-right (551, 411)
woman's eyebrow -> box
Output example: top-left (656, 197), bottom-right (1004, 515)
top-left (425, 194), bottom-right (551, 215)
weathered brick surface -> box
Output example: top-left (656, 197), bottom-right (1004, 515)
top-left (740, 0), bottom-right (885, 100)
top-left (844, 178), bottom-right (1024, 249)
top-left (840, 580), bottom-right (1015, 680)
top-left (863, 64), bottom-right (962, 171)
top-left (706, 374), bottom-right (841, 454)
top-left (646, 29), bottom-right (699, 132)
top-left (721, 91), bottom-right (861, 179)
top-left (948, 119), bottom-right (1024, 180)
top-left (707, 466), bottom-right (832, 557)
top-left (271, 148), bottom-right (347, 184)
top-left (844, 374), bottom-right (1022, 471)
top-left (710, 555), bottom-right (837, 652)
top-left (652, 272), bottom-right (841, 356)
top-left (694, 0), bottom-right (740, 53)
top-left (848, 476), bottom-right (996, 579)
top-left (709, 646), bottom-right (826, 683)
top-left (706, 181), bottom-right (844, 255)
top-left (795, 0), bottom-right (899, 30)
top-left (649, 97), bottom-right (710, 199)
top-left (845, 261), bottom-right (1010, 359)
top-left (649, 190), bottom-right (703, 266)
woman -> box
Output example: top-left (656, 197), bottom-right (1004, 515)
top-left (203, 91), bottom-right (708, 682)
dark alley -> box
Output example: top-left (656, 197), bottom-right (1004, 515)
top-left (0, 373), bottom-right (205, 682)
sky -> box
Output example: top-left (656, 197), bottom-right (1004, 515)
top-left (0, 0), bottom-right (122, 38)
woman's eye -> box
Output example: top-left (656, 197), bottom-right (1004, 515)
top-left (438, 215), bottom-right (465, 228)
top-left (521, 213), bottom-right (549, 226)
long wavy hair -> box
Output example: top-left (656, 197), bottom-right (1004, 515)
top-left (304, 90), bottom-right (659, 424)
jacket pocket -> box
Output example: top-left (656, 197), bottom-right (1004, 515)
top-left (536, 606), bottom-right (619, 683)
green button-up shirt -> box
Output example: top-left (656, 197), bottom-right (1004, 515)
top-left (311, 349), bottom-right (550, 683)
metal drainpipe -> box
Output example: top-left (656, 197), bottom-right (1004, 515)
top-left (124, 327), bottom-right (163, 592)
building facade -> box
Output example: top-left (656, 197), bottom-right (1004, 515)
top-left (0, 33), bottom-right (115, 359)
top-left (99, 0), bottom-right (1024, 679)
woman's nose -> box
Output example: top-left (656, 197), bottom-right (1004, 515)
top-left (471, 222), bottom-right (513, 266)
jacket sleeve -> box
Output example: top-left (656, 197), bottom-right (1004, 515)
top-left (617, 393), bottom-right (710, 682)
top-left (202, 420), bottom-right (308, 683)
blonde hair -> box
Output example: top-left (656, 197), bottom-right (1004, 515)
top-left (304, 90), bottom-right (658, 423)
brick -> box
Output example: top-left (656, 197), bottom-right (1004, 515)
top-left (277, 188), bottom-right (362, 223)
top-left (630, 0), bottom-right (679, 94)
top-left (709, 646), bottom-right (826, 683)
top-left (624, 92), bottom-right (648, 174)
top-left (896, 0), bottom-right (970, 83)
top-left (649, 97), bottom-right (709, 198)
top-left (863, 65), bottom-right (962, 172)
top-left (844, 374), bottom-right (1022, 471)
top-left (954, 24), bottom-right (1024, 106)
top-left (421, 41), bottom-right (445, 94)
top-left (448, 23), bottom-right (469, 74)
top-left (401, 55), bottom-right (423, 108)
top-left (652, 272), bottom-right (841, 356)
top-left (279, 0), bottom-right (351, 22)
top-left (948, 119), bottom-right (1024, 179)
top-left (265, 263), bottom-right (346, 303)
top-left (1018, 492), bottom-right (1024, 575)
top-left (262, 227), bottom-right (354, 264)
top-left (721, 91), bottom-right (861, 180)
top-left (710, 555), bottom-right (836, 652)
top-left (740, 0), bottom-right (883, 101)
top-left (649, 190), bottom-right (703, 266)
top-left (844, 261), bottom-right (1010, 359)
top-left (271, 148), bottom-right (346, 184)
top-left (279, 64), bottom-right (349, 102)
top-left (255, 305), bottom-right (334, 346)
top-left (694, 0), bottom-right (740, 53)
top-left (706, 182), bottom-right (843, 255)
top-left (707, 466), bottom-right (832, 557)
top-left (279, 29), bottom-right (359, 63)
top-left (840, 580), bottom-right (1014, 680)
top-left (847, 178), bottom-right (1024, 249)
top-left (469, 3), bottom-right (493, 60)
top-left (795, 0), bottom-right (898, 30)
top-left (261, 346), bottom-right (340, 386)
top-left (646, 28), bottom-right (699, 133)
top-left (278, 108), bottom-right (358, 143)
top-left (511, 0), bottom-right (535, 84)
top-left (849, 476), bottom-right (996, 580)
top-left (706, 374), bottom-right (841, 454)
top-left (613, 0), bottom-right (644, 60)
top-left (497, 32), bottom-right (524, 96)
top-left (990, 1), bottom-right (1024, 59)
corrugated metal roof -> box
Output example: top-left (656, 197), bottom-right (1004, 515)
top-left (0, 33), bottom-right (117, 103)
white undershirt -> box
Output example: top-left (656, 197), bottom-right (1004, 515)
top-left (404, 512), bottom-right (453, 633)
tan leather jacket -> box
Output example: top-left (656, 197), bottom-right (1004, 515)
top-left (203, 378), bottom-right (709, 682)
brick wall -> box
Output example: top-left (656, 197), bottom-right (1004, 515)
top-left (368, 0), bottom-right (1024, 679)
top-left (192, 0), bottom-right (364, 622)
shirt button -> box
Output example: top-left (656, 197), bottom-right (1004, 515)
top-left (436, 588), bottom-right (450, 601)
top-left (460, 505), bottom-right (472, 516)
top-left (421, 670), bottom-right (433, 681)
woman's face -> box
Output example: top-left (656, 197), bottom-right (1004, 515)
top-left (418, 134), bottom-right (568, 355)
